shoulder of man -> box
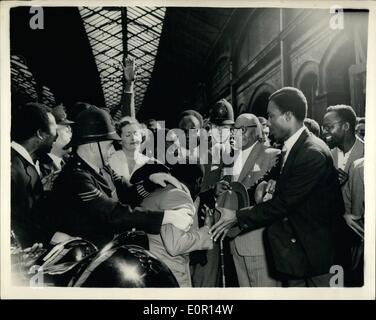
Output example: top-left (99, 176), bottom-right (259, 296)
top-left (353, 157), bottom-right (364, 169)
top-left (158, 185), bottom-right (195, 211)
top-left (355, 136), bottom-right (365, 153)
top-left (58, 157), bottom-right (98, 188)
top-left (66, 166), bottom-right (105, 202)
top-left (301, 132), bottom-right (331, 157)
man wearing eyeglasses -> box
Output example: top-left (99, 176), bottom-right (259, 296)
top-left (322, 105), bottom-right (364, 188)
top-left (217, 113), bottom-right (281, 287)
top-left (322, 105), bottom-right (364, 286)
top-left (210, 87), bottom-right (348, 287)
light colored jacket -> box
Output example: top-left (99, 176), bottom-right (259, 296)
top-left (331, 137), bottom-right (364, 172)
top-left (141, 185), bottom-right (213, 287)
top-left (331, 137), bottom-right (364, 201)
top-left (218, 142), bottom-right (280, 256)
top-left (343, 158), bottom-right (364, 219)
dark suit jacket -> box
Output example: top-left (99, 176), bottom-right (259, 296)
top-left (237, 129), bottom-right (347, 278)
top-left (11, 148), bottom-right (47, 247)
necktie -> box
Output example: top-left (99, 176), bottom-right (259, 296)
top-left (279, 145), bottom-right (287, 174)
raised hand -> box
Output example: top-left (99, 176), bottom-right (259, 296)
top-left (121, 56), bottom-right (136, 83)
top-left (215, 180), bottom-right (231, 197)
top-left (337, 168), bottom-right (349, 186)
top-left (202, 205), bottom-right (214, 228)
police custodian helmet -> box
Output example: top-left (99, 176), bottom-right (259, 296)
top-left (69, 245), bottom-right (179, 287)
top-left (209, 99), bottom-right (235, 126)
top-left (64, 106), bottom-right (121, 150)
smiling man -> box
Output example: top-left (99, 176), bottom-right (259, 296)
top-left (322, 105), bottom-right (364, 188)
top-left (210, 87), bottom-right (348, 287)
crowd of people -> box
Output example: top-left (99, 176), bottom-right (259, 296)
top-left (10, 58), bottom-right (365, 288)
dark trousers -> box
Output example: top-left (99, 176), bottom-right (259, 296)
top-left (287, 273), bottom-right (334, 287)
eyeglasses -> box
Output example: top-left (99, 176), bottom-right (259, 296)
top-left (234, 125), bottom-right (258, 133)
top-left (322, 121), bottom-right (344, 132)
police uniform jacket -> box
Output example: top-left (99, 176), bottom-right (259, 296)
top-left (47, 155), bottom-right (165, 248)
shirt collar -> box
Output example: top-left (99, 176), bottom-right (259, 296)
top-left (283, 126), bottom-right (305, 153)
top-left (339, 140), bottom-right (356, 157)
top-left (11, 141), bottom-right (35, 166)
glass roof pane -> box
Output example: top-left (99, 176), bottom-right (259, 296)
top-left (79, 6), bottom-right (165, 113)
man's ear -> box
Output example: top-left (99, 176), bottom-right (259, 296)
top-left (343, 122), bottom-right (350, 132)
top-left (284, 111), bottom-right (293, 121)
top-left (36, 129), bottom-right (44, 140)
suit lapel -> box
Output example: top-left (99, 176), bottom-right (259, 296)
top-left (20, 154), bottom-right (43, 198)
top-left (280, 128), bottom-right (310, 177)
top-left (331, 148), bottom-right (339, 169)
top-left (237, 142), bottom-right (262, 182)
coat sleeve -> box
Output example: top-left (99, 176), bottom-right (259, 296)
top-left (343, 159), bottom-right (364, 218)
top-left (71, 170), bottom-right (164, 234)
top-left (158, 190), bottom-right (213, 256)
top-left (236, 148), bottom-right (329, 231)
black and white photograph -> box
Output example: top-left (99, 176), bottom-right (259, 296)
top-left (1, 0), bottom-right (375, 300)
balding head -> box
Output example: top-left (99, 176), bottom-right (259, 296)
top-left (234, 113), bottom-right (263, 149)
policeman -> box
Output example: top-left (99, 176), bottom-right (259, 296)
top-left (46, 106), bottom-right (193, 248)
top-left (209, 98), bottom-right (235, 127)
top-left (202, 98), bottom-right (235, 191)
top-left (191, 99), bottom-right (234, 287)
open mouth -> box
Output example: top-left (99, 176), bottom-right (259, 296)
top-left (325, 135), bottom-right (332, 143)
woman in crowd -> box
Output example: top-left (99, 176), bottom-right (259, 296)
top-left (109, 116), bottom-right (154, 181)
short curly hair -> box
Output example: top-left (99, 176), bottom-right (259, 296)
top-left (12, 102), bottom-right (52, 143)
top-left (326, 104), bottom-right (357, 133)
top-left (269, 87), bottom-right (307, 122)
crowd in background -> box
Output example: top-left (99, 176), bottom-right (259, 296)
top-left (10, 58), bottom-right (365, 288)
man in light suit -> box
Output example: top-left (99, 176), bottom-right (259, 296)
top-left (343, 158), bottom-right (364, 286)
top-left (322, 105), bottom-right (364, 190)
top-left (217, 114), bottom-right (281, 287)
top-left (140, 163), bottom-right (213, 287)
top-left (210, 87), bottom-right (347, 287)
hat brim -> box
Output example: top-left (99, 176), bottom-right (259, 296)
top-left (212, 119), bottom-right (234, 126)
top-left (63, 132), bottom-right (121, 150)
top-left (58, 119), bottom-right (75, 125)
top-left (130, 162), bottom-right (170, 184)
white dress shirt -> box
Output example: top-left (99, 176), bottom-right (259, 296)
top-left (232, 142), bottom-right (257, 180)
top-left (281, 126), bottom-right (306, 169)
top-left (337, 143), bottom-right (355, 170)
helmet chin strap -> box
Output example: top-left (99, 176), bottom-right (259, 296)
top-left (97, 142), bottom-right (106, 168)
